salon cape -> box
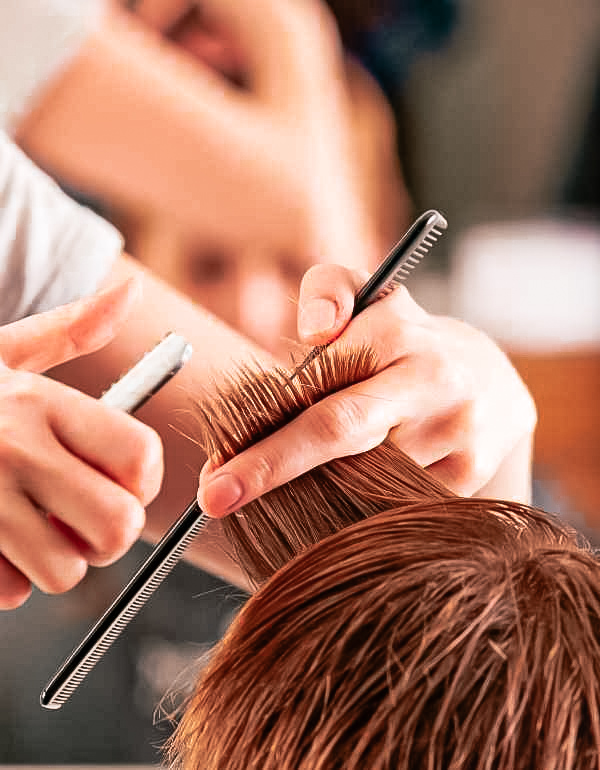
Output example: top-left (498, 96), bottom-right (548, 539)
top-left (0, 0), bottom-right (122, 322)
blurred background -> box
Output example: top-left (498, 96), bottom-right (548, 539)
top-left (2, 0), bottom-right (600, 763)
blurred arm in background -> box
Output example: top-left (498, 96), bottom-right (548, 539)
top-left (13, 0), bottom-right (402, 272)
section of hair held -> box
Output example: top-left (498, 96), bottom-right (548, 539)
top-left (194, 346), bottom-right (453, 584)
top-left (168, 501), bottom-right (600, 770)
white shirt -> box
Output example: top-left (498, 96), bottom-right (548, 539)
top-left (0, 1), bottom-right (121, 321)
top-left (0, 131), bottom-right (122, 322)
top-left (0, 0), bottom-right (104, 133)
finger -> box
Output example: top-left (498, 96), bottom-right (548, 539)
top-left (198, 365), bottom-right (438, 517)
top-left (297, 263), bottom-right (369, 345)
top-left (46, 378), bottom-right (163, 506)
top-left (0, 554), bottom-right (32, 610)
top-left (297, 262), bottom-right (429, 361)
top-left (326, 281), bottom-right (431, 368)
top-left (0, 489), bottom-right (88, 595)
top-left (0, 278), bottom-right (141, 373)
top-left (426, 450), bottom-right (494, 498)
top-left (387, 413), bottom-right (461, 469)
top-left (24, 441), bottom-right (147, 567)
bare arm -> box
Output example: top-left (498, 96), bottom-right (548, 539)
top-left (15, 0), bottom-right (380, 267)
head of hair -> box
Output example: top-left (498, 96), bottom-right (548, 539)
top-left (168, 347), bottom-right (600, 770)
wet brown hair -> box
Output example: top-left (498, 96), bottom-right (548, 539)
top-left (195, 347), bottom-right (451, 585)
top-left (168, 347), bottom-right (600, 769)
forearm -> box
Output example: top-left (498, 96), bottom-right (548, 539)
top-left (50, 253), bottom-right (268, 588)
top-left (14, 3), bottom-right (305, 256)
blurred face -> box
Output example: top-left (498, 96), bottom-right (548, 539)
top-left (129, 217), bottom-right (306, 361)
top-left (124, 3), bottom-right (410, 359)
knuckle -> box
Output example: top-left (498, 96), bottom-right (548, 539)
top-left (123, 424), bottom-right (164, 502)
top-left (315, 396), bottom-right (368, 451)
top-left (63, 319), bottom-right (88, 362)
top-left (449, 399), bottom-right (478, 437)
top-left (0, 581), bottom-right (32, 610)
top-left (385, 284), bottom-right (426, 323)
top-left (426, 398), bottom-right (479, 453)
top-left (0, 371), bottom-right (44, 408)
top-left (350, 267), bottom-right (372, 287)
top-left (426, 346), bottom-right (451, 386)
top-left (450, 449), bottom-right (494, 496)
top-left (415, 342), bottom-right (457, 391)
top-left (377, 315), bottom-right (431, 367)
top-left (0, 420), bottom-right (41, 472)
top-left (40, 556), bottom-right (88, 595)
top-left (389, 284), bottom-right (411, 306)
top-left (247, 453), bottom-right (279, 495)
top-left (0, 431), bottom-right (23, 469)
top-left (378, 325), bottom-right (412, 367)
top-left (95, 496), bottom-right (145, 560)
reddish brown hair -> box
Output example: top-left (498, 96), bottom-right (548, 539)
top-left (195, 347), bottom-right (451, 585)
top-left (168, 348), bottom-right (600, 769)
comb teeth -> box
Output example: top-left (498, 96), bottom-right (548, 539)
top-left (287, 344), bottom-right (328, 381)
top-left (383, 252), bottom-right (424, 289)
top-left (411, 220), bottom-right (447, 255)
top-left (41, 508), bottom-right (208, 709)
top-left (384, 214), bottom-right (447, 290)
top-left (386, 247), bottom-right (427, 284)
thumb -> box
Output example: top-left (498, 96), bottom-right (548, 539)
top-left (0, 278), bottom-right (141, 373)
top-left (297, 263), bottom-right (369, 346)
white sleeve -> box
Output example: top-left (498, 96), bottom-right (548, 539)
top-left (0, 131), bottom-right (122, 323)
top-left (0, 0), bottom-right (105, 133)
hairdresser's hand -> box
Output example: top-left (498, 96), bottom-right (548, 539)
top-left (0, 281), bottom-right (163, 609)
top-left (199, 264), bottom-right (536, 515)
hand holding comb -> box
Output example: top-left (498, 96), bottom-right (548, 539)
top-left (289, 209), bottom-right (448, 379)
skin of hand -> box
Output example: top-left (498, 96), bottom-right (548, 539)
top-left (15, 0), bottom-right (384, 270)
top-left (198, 264), bottom-right (537, 516)
top-left (51, 255), bottom-right (536, 592)
top-left (50, 255), bottom-right (273, 590)
top-left (0, 279), bottom-right (163, 610)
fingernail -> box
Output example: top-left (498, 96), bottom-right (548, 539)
top-left (201, 473), bottom-right (244, 515)
top-left (299, 298), bottom-right (337, 338)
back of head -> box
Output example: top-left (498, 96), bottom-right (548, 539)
top-left (170, 348), bottom-right (600, 769)
top-left (169, 501), bottom-right (600, 770)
